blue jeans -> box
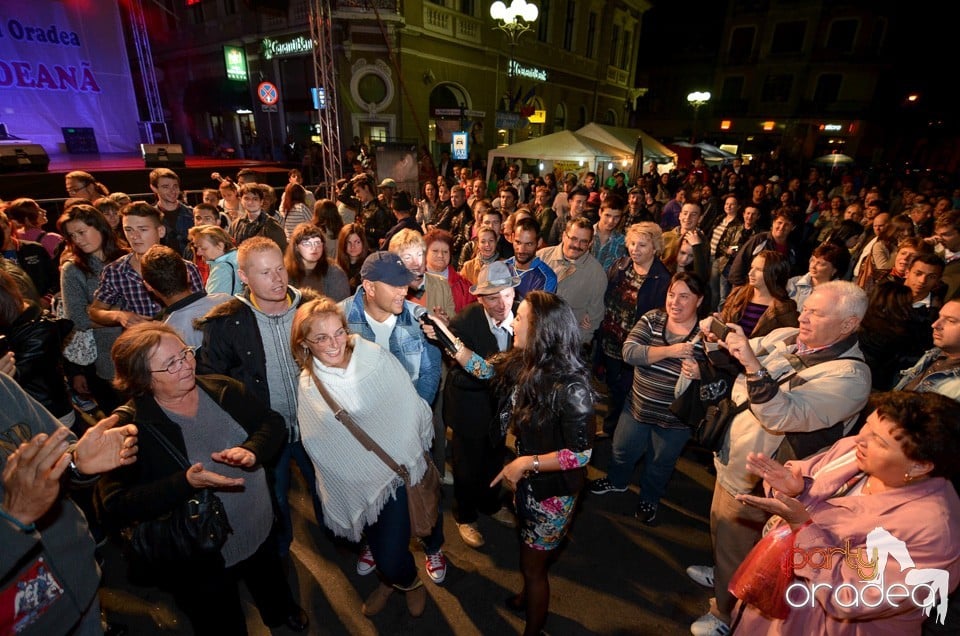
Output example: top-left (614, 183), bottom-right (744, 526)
top-left (273, 440), bottom-right (324, 557)
top-left (365, 484), bottom-right (445, 588)
top-left (607, 409), bottom-right (692, 506)
top-left (597, 351), bottom-right (634, 433)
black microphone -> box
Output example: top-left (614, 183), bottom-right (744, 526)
top-left (413, 306), bottom-right (459, 356)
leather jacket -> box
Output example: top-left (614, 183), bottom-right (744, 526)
top-left (4, 302), bottom-right (72, 417)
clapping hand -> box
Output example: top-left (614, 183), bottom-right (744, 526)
top-left (735, 452), bottom-right (810, 529)
top-left (74, 414), bottom-right (139, 475)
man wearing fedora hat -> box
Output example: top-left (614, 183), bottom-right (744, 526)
top-left (442, 261), bottom-right (521, 548)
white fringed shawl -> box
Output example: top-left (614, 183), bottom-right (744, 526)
top-left (297, 335), bottom-right (433, 541)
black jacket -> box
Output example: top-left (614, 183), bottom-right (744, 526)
top-left (3, 302), bottom-right (72, 417)
top-left (443, 302), bottom-right (505, 439)
top-left (195, 288), bottom-right (315, 410)
top-left (97, 375), bottom-right (285, 530)
top-left (513, 380), bottom-right (595, 501)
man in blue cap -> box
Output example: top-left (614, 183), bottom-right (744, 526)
top-left (339, 251), bottom-right (446, 584)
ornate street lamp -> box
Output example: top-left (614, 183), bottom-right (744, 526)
top-left (686, 91), bottom-right (711, 143)
top-left (490, 0), bottom-right (538, 142)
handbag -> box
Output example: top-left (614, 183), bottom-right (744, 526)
top-left (52, 292), bottom-right (97, 366)
top-left (62, 329), bottom-right (97, 366)
top-left (308, 372), bottom-right (440, 537)
top-left (672, 356), bottom-right (797, 453)
top-left (728, 518), bottom-right (795, 619)
top-left (124, 424), bottom-right (232, 563)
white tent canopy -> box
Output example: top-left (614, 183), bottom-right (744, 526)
top-left (486, 130), bottom-right (633, 183)
top-left (576, 123), bottom-right (677, 165)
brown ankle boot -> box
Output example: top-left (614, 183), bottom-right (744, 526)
top-left (362, 583), bottom-right (394, 617)
top-left (404, 580), bottom-right (427, 617)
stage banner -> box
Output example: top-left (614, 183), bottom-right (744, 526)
top-left (0, 1), bottom-right (141, 153)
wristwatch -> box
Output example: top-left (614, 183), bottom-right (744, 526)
top-left (745, 367), bottom-right (771, 381)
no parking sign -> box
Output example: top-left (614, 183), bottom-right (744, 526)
top-left (257, 81), bottom-right (279, 106)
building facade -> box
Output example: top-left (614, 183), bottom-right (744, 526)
top-left (147, 0), bottom-right (651, 175)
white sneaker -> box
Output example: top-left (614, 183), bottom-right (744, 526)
top-left (424, 550), bottom-right (447, 584)
top-left (686, 564), bottom-right (715, 588)
top-left (356, 545), bottom-right (377, 575)
top-left (690, 612), bottom-right (730, 636)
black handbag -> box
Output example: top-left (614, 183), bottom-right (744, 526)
top-left (125, 425), bottom-right (233, 563)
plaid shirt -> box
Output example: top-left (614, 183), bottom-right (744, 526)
top-left (95, 253), bottom-right (203, 317)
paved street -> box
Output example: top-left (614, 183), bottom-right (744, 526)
top-left (99, 436), bottom-right (718, 635)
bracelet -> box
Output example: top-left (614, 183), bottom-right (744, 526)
top-left (0, 506), bottom-right (36, 533)
top-left (453, 337), bottom-right (465, 355)
top-left (532, 455), bottom-right (540, 474)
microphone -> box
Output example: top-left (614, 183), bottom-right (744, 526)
top-left (413, 306), bottom-right (459, 356)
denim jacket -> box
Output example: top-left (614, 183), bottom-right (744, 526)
top-left (340, 287), bottom-right (441, 404)
top-left (893, 347), bottom-right (960, 400)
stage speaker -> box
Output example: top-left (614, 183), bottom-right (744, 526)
top-left (141, 143), bottom-right (185, 168)
top-left (0, 144), bottom-right (50, 173)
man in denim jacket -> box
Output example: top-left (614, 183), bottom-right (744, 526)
top-left (340, 251), bottom-right (441, 404)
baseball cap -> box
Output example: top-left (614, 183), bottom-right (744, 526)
top-left (360, 251), bottom-right (416, 286)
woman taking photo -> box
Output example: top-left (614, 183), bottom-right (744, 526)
top-left (434, 291), bottom-right (595, 636)
top-left (336, 223), bottom-right (371, 293)
top-left (58, 204), bottom-right (128, 412)
top-left (718, 250), bottom-right (798, 339)
top-left (188, 225), bottom-right (243, 295)
top-left (293, 298), bottom-right (442, 618)
top-left (285, 223), bottom-right (350, 301)
top-left (733, 391), bottom-right (960, 634)
top-left (98, 323), bottom-right (307, 635)
top-left (589, 273), bottom-right (706, 525)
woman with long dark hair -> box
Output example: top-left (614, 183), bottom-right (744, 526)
top-left (336, 222), bottom-right (371, 293)
top-left (311, 198), bottom-right (344, 259)
top-left (432, 291), bottom-right (595, 635)
top-left (718, 249), bottom-right (798, 338)
top-left (284, 223), bottom-right (350, 300)
top-left (57, 204), bottom-right (129, 412)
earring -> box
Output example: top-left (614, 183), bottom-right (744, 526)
top-left (903, 472), bottom-right (914, 484)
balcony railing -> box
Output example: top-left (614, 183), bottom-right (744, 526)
top-left (423, 4), bottom-right (482, 44)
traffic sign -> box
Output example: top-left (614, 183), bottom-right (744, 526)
top-left (257, 81), bottom-right (279, 106)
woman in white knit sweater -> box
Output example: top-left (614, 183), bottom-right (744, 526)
top-left (292, 297), bottom-right (436, 618)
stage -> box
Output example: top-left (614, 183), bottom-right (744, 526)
top-left (0, 153), bottom-right (296, 204)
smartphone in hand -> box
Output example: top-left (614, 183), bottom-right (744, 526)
top-left (708, 317), bottom-right (731, 341)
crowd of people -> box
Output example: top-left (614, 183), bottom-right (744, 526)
top-left (2, 153), bottom-right (960, 635)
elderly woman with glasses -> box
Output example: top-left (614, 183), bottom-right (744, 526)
top-left (97, 323), bottom-right (308, 635)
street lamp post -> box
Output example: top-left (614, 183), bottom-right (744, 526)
top-left (490, 0), bottom-right (538, 142)
top-left (686, 91), bottom-right (711, 143)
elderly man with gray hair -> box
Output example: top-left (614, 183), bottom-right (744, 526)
top-left (688, 280), bottom-right (872, 636)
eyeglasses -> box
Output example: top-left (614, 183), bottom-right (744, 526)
top-left (151, 347), bottom-right (196, 374)
top-left (564, 233), bottom-right (591, 247)
top-left (299, 239), bottom-right (324, 249)
top-left (66, 184), bottom-right (89, 195)
top-left (304, 328), bottom-right (348, 347)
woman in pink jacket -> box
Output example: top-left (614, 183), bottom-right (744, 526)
top-left (734, 391), bottom-right (960, 635)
